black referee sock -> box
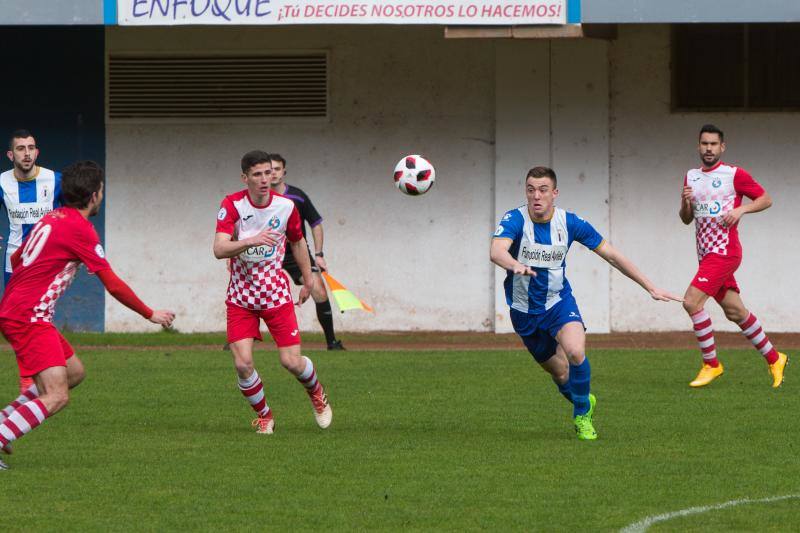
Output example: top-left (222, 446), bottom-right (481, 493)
top-left (316, 300), bottom-right (337, 346)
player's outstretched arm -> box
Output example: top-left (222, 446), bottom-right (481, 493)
top-left (289, 237), bottom-right (315, 304)
top-left (490, 238), bottom-right (536, 276)
top-left (593, 242), bottom-right (682, 302)
top-left (213, 230), bottom-right (281, 259)
top-left (96, 269), bottom-right (176, 327)
top-left (148, 310), bottom-right (176, 327)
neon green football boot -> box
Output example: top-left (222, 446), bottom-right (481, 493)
top-left (574, 394), bottom-right (598, 441)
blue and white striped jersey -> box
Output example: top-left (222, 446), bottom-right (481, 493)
top-left (494, 206), bottom-right (604, 314)
top-left (0, 167), bottom-right (62, 274)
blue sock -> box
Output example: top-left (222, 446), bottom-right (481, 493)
top-left (553, 378), bottom-right (573, 403)
top-left (569, 358), bottom-right (591, 417)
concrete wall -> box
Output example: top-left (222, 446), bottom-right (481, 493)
top-left (493, 39), bottom-right (610, 334)
top-left (0, 26), bottom-right (107, 331)
top-left (105, 26), bottom-right (497, 333)
top-left (106, 24), bottom-right (800, 334)
top-left (608, 25), bottom-right (800, 331)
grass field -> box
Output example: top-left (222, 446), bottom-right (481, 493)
top-left (0, 334), bottom-right (797, 531)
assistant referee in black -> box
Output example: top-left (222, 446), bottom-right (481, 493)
top-left (269, 154), bottom-right (345, 350)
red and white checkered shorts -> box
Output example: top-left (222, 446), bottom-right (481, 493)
top-left (0, 319), bottom-right (75, 377)
top-left (226, 301), bottom-right (301, 347)
top-left (691, 253), bottom-right (741, 303)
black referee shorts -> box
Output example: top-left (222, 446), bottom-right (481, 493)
top-left (283, 246), bottom-right (321, 285)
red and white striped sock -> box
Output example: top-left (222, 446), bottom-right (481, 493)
top-left (738, 312), bottom-right (779, 365)
top-left (0, 399), bottom-right (49, 449)
top-left (297, 356), bottom-right (322, 396)
top-left (238, 370), bottom-right (270, 418)
top-left (691, 309), bottom-right (719, 367)
top-left (0, 384), bottom-right (40, 424)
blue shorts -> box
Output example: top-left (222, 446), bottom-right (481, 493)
top-left (510, 295), bottom-right (585, 363)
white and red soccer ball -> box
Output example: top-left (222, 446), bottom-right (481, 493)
top-left (394, 155), bottom-right (435, 196)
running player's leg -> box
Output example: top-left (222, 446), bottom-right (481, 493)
top-left (547, 344), bottom-right (596, 414)
top-left (539, 345), bottom-right (571, 403)
top-left (555, 321), bottom-right (597, 440)
top-left (32, 366), bottom-right (71, 414)
top-left (0, 366), bottom-right (67, 453)
top-left (0, 385), bottom-right (39, 425)
top-left (511, 308), bottom-right (568, 401)
top-left (66, 356), bottom-right (86, 389)
top-left (683, 254), bottom-right (739, 386)
top-left (555, 322), bottom-right (589, 415)
top-left (515, 298), bottom-right (595, 438)
top-left (266, 302), bottom-right (332, 428)
top-left (60, 333), bottom-right (86, 389)
top-left (1, 347), bottom-right (82, 427)
top-left (684, 285), bottom-right (719, 370)
top-left (227, 304), bottom-right (273, 433)
top-left (0, 321), bottom-right (70, 454)
top-left (542, 296), bottom-right (590, 417)
top-left (718, 289), bottom-right (788, 387)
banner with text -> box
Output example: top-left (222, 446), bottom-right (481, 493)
top-left (118, 0), bottom-right (567, 26)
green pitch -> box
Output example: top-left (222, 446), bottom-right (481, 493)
top-left (0, 338), bottom-right (797, 531)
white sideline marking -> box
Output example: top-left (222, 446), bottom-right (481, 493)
top-left (620, 494), bottom-right (800, 533)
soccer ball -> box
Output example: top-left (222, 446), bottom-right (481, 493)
top-left (393, 155), bottom-right (435, 196)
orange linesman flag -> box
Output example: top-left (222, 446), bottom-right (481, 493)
top-left (321, 272), bottom-right (374, 313)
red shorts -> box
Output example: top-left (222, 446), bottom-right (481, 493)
top-left (226, 302), bottom-right (301, 347)
top-left (691, 253), bottom-right (741, 303)
top-left (0, 319), bottom-right (75, 378)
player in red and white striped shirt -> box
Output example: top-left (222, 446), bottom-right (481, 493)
top-left (0, 161), bottom-right (174, 470)
top-left (213, 151), bottom-right (332, 435)
top-left (679, 124), bottom-right (788, 388)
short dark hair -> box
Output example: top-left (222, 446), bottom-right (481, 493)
top-left (241, 150), bottom-right (272, 173)
top-left (61, 161), bottom-right (104, 209)
top-left (9, 129), bottom-right (34, 150)
top-left (526, 166), bottom-right (557, 188)
top-left (699, 124), bottom-right (724, 142)
top-left (269, 154), bottom-right (287, 167)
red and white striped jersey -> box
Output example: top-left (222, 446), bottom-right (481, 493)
top-left (684, 161), bottom-right (765, 260)
top-left (216, 190), bottom-right (303, 310)
top-left (0, 207), bottom-right (110, 323)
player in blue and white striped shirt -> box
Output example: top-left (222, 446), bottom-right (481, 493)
top-left (1, 130), bottom-right (63, 393)
top-left (2, 130), bottom-right (62, 288)
top-left (491, 166), bottom-right (680, 440)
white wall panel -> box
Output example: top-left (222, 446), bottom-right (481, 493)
top-left (551, 38), bottom-right (610, 333)
top-left (105, 24), bottom-right (800, 333)
top-left (493, 40), bottom-right (551, 333)
top-left (106, 26), bottom-right (496, 332)
top-left (609, 25), bottom-right (800, 332)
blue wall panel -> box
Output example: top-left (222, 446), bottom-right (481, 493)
top-left (0, 0), bottom-right (103, 24)
top-left (0, 26), bottom-right (106, 331)
top-left (583, 0), bottom-right (800, 23)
